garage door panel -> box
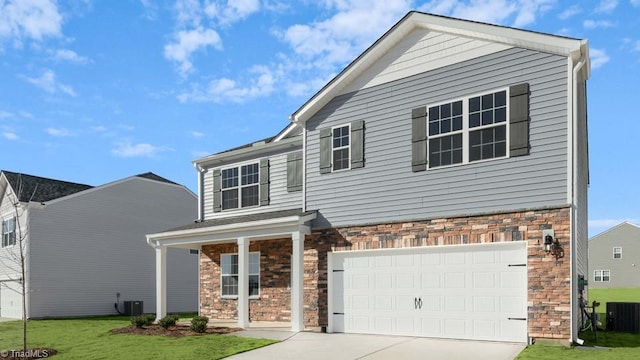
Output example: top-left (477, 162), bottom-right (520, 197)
top-left (332, 243), bottom-right (527, 342)
top-left (0, 281), bottom-right (23, 319)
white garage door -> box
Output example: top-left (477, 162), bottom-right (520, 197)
top-left (0, 280), bottom-right (23, 319)
top-left (329, 242), bottom-right (527, 342)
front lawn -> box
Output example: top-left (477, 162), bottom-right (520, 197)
top-left (0, 316), bottom-right (276, 359)
top-left (516, 330), bottom-right (640, 360)
top-left (589, 288), bottom-right (640, 305)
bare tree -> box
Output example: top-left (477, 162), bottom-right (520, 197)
top-left (0, 174), bottom-right (37, 352)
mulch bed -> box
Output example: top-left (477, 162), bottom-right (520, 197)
top-left (111, 324), bottom-right (242, 337)
top-left (2, 348), bottom-right (57, 359)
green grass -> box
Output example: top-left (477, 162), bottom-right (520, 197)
top-left (516, 331), bottom-right (640, 360)
top-left (0, 316), bottom-right (276, 360)
top-left (589, 288), bottom-right (640, 305)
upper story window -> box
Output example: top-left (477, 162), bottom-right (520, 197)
top-left (427, 90), bottom-right (507, 169)
top-left (213, 159), bottom-right (269, 213)
top-left (412, 83), bottom-right (529, 172)
top-left (332, 125), bottom-right (350, 171)
top-left (2, 217), bottom-right (16, 248)
top-left (221, 163), bottom-right (259, 210)
top-left (613, 247), bottom-right (622, 259)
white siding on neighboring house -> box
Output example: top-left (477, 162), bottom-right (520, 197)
top-left (202, 149), bottom-right (303, 220)
top-left (26, 177), bottom-right (198, 318)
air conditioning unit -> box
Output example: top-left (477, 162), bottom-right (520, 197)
top-left (123, 301), bottom-right (143, 316)
top-left (606, 302), bottom-right (640, 333)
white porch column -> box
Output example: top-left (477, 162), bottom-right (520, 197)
top-left (155, 246), bottom-right (167, 321)
top-left (291, 230), bottom-right (305, 332)
top-left (237, 237), bottom-right (249, 328)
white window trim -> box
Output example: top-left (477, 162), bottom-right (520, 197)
top-left (1, 217), bottom-right (16, 248)
top-left (594, 269), bottom-right (610, 282)
top-left (220, 252), bottom-right (260, 299)
top-left (220, 161), bottom-right (260, 211)
top-left (613, 247), bottom-right (622, 259)
top-left (331, 123), bottom-right (351, 172)
top-left (427, 87), bottom-right (510, 170)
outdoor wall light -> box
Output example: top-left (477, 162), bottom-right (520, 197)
top-left (542, 229), bottom-right (564, 260)
top-left (543, 234), bottom-right (554, 252)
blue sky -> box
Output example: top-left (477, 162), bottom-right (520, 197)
top-left (0, 0), bottom-right (638, 236)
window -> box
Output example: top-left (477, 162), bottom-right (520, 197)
top-left (332, 125), bottom-right (350, 171)
top-left (2, 217), bottom-right (16, 248)
top-left (189, 249), bottom-right (199, 255)
top-left (428, 89), bottom-right (508, 169)
top-left (221, 252), bottom-right (260, 297)
top-left (221, 163), bottom-right (259, 210)
top-left (613, 247), bottom-right (622, 259)
top-left (594, 270), bottom-right (610, 282)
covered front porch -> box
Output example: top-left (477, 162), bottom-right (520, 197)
top-left (146, 209), bottom-right (316, 332)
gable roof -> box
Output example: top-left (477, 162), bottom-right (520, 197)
top-left (590, 221), bottom-right (640, 240)
top-left (1, 170), bottom-right (93, 203)
top-left (135, 172), bottom-right (180, 186)
top-left (290, 10), bottom-right (589, 125)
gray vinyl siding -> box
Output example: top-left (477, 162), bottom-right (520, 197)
top-left (26, 178), bottom-right (198, 318)
top-left (202, 147), bottom-right (303, 220)
top-left (306, 48), bottom-right (569, 228)
top-left (589, 223), bottom-right (640, 289)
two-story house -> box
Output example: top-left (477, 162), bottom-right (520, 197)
top-left (589, 222), bottom-right (640, 289)
top-left (146, 11), bottom-right (590, 345)
top-left (0, 171), bottom-right (198, 319)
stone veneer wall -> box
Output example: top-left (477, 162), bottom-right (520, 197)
top-left (200, 239), bottom-right (292, 321)
top-left (303, 207), bottom-right (572, 340)
top-left (198, 207), bottom-right (571, 340)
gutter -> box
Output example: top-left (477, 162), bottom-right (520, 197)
top-left (194, 163), bottom-right (206, 222)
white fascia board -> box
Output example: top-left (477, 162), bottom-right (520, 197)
top-left (146, 212), bottom-right (316, 247)
top-left (291, 11), bottom-right (586, 125)
top-left (273, 123), bottom-right (301, 142)
top-left (194, 136), bottom-right (302, 167)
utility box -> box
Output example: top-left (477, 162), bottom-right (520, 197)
top-left (606, 302), bottom-right (640, 333)
top-left (123, 301), bottom-right (143, 316)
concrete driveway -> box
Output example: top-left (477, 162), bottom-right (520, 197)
top-left (227, 330), bottom-right (526, 360)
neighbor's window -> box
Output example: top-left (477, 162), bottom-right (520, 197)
top-left (594, 270), bottom-right (610, 282)
top-left (613, 247), bottom-right (622, 259)
top-left (221, 252), bottom-right (260, 297)
top-left (332, 124), bottom-right (350, 171)
top-left (428, 89), bottom-right (508, 169)
top-left (2, 217), bottom-right (16, 248)
top-left (221, 163), bottom-right (259, 210)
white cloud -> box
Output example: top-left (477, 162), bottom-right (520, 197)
top-left (419, 0), bottom-right (555, 28)
top-left (583, 19), bottom-right (614, 29)
top-left (632, 0), bottom-right (640, 7)
top-left (0, 0), bottom-right (63, 44)
top-left (2, 132), bottom-right (19, 140)
top-left (595, 0), bottom-right (618, 13)
top-left (179, 65), bottom-right (277, 103)
top-left (112, 141), bottom-right (169, 158)
top-left (590, 48), bottom-right (610, 69)
top-left (54, 49), bottom-right (90, 64)
top-left (206, 0), bottom-right (260, 25)
top-left (23, 70), bottom-right (76, 96)
top-left (45, 127), bottom-right (72, 137)
top-left (558, 5), bottom-right (581, 20)
top-left (91, 125), bottom-right (107, 132)
top-left (164, 27), bottom-right (222, 76)
top-left (188, 130), bottom-right (205, 138)
top-left (0, 110), bottom-right (13, 119)
top-left (18, 111), bottom-right (32, 118)
top-left (589, 218), bottom-right (640, 236)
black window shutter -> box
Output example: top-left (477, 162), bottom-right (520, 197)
top-left (411, 106), bottom-right (428, 172)
top-left (213, 169), bottom-right (222, 213)
top-left (509, 83), bottom-right (530, 157)
top-left (260, 159), bottom-right (270, 206)
top-left (319, 128), bottom-right (332, 174)
top-left (287, 152), bottom-right (303, 192)
top-left (351, 120), bottom-right (364, 169)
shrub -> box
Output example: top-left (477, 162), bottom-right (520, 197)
top-left (131, 314), bottom-right (156, 328)
top-left (158, 314), bottom-right (180, 329)
top-left (190, 316), bottom-right (209, 333)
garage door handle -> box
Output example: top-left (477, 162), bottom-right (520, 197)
top-left (508, 264), bottom-right (526, 267)
top-left (414, 297), bottom-right (423, 310)
top-left (508, 317), bottom-right (526, 321)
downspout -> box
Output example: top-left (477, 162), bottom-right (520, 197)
top-left (302, 122), bottom-right (307, 212)
top-left (194, 163), bottom-right (206, 222)
top-left (570, 51), bottom-right (588, 345)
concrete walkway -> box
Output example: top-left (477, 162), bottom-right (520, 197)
top-left (227, 330), bottom-right (526, 360)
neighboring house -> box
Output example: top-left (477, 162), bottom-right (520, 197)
top-left (589, 222), bottom-right (640, 289)
top-left (147, 11), bottom-right (590, 345)
top-left (0, 171), bottom-right (198, 319)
